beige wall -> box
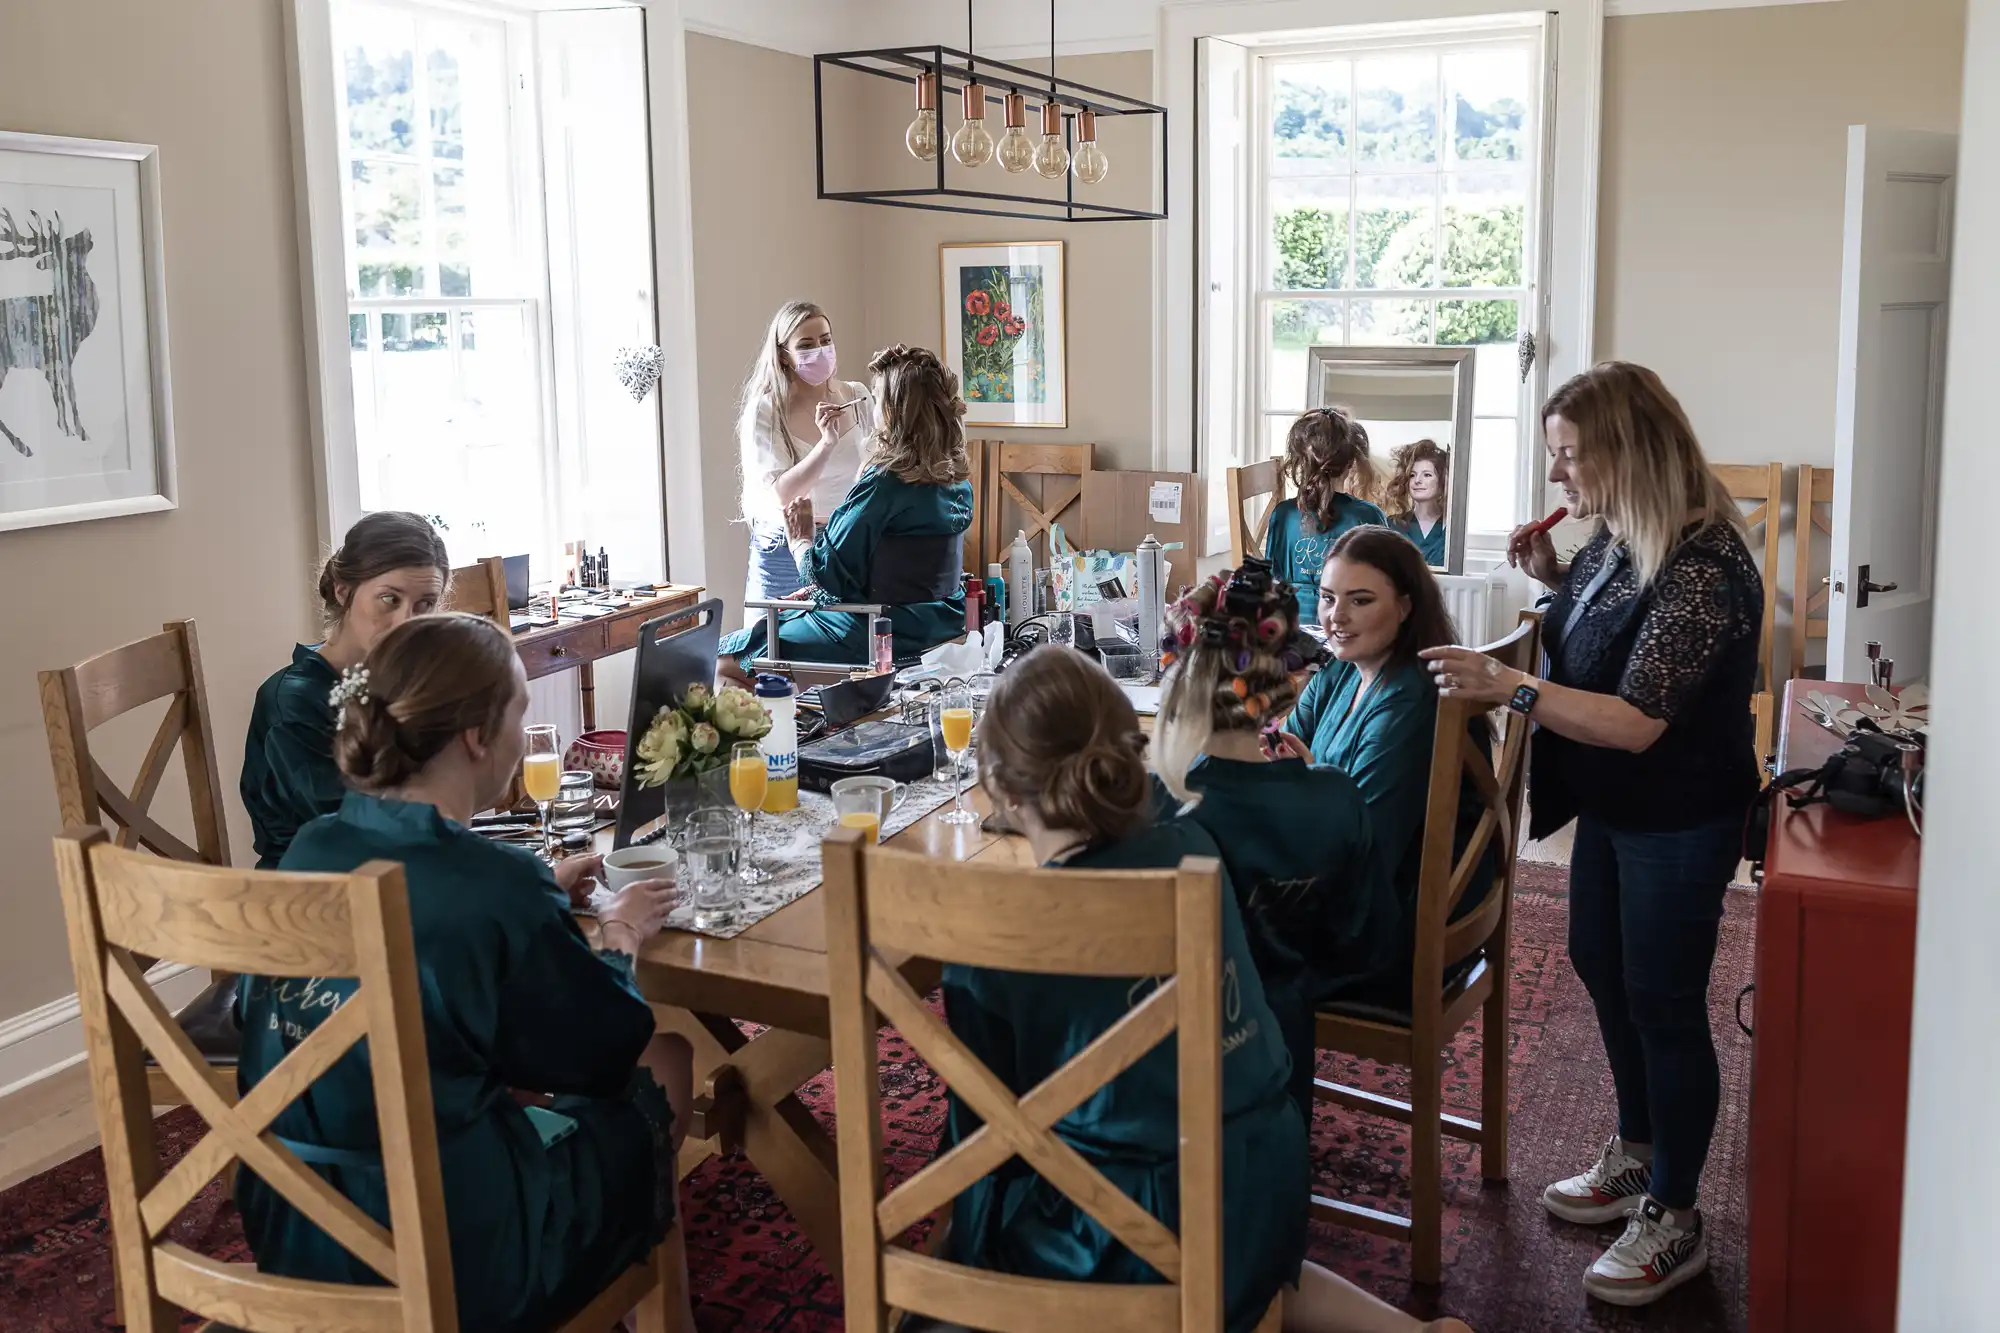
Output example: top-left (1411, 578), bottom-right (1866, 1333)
top-left (0, 1), bottom-right (319, 1019)
top-left (855, 52), bottom-right (1160, 473)
top-left (685, 34), bottom-right (869, 622)
top-left (1597, 0), bottom-right (1966, 468)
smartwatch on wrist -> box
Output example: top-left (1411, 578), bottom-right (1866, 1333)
top-left (1508, 680), bottom-right (1541, 717)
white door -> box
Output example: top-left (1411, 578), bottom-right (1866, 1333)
top-left (1828, 126), bottom-right (1956, 684)
top-left (1197, 36), bottom-right (1250, 559)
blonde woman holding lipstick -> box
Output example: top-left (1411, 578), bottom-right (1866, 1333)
top-left (736, 300), bottom-right (875, 611)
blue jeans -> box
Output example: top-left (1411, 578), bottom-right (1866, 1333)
top-left (745, 521), bottom-right (804, 607)
top-left (1567, 813), bottom-right (1738, 1210)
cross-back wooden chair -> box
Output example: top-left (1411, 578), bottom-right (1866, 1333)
top-left (1791, 464), bottom-right (1835, 682)
top-left (1310, 610), bottom-right (1542, 1286)
top-left (1226, 460), bottom-right (1287, 568)
top-left (54, 829), bottom-right (685, 1333)
top-left (442, 556), bottom-right (508, 626)
top-left (981, 441), bottom-right (1093, 572)
top-left (823, 830), bottom-right (1281, 1333)
top-left (40, 620), bottom-right (237, 1108)
top-left (1713, 463), bottom-right (1784, 763)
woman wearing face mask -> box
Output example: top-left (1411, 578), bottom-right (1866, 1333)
top-left (247, 613), bottom-right (696, 1333)
top-left (1384, 440), bottom-right (1450, 567)
top-left (1420, 363), bottom-right (1761, 1309)
top-left (719, 344), bottom-right (972, 674)
top-left (737, 300), bottom-right (874, 611)
top-left (243, 511), bottom-right (453, 871)
top-left (1275, 528), bottom-right (1495, 959)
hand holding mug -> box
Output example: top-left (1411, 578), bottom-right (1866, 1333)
top-left (599, 877), bottom-right (679, 952)
top-left (551, 852), bottom-right (603, 909)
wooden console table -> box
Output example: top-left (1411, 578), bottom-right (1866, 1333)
top-left (514, 584), bottom-right (704, 730)
top-left (1749, 679), bottom-right (1922, 1333)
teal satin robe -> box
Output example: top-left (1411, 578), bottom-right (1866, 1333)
top-left (1183, 755), bottom-right (1397, 1112)
top-left (1286, 660), bottom-right (1496, 978)
top-left (721, 467), bottom-right (973, 666)
top-left (1263, 494), bottom-right (1387, 621)
top-left (242, 644), bottom-right (345, 869)
top-left (1389, 512), bottom-right (1447, 567)
top-left (940, 812), bottom-right (1307, 1333)
top-left (241, 793), bottom-right (673, 1333)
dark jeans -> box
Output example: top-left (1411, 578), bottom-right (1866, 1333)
top-left (1568, 812), bottom-right (1738, 1210)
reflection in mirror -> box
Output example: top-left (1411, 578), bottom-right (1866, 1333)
top-left (1303, 345), bottom-right (1476, 574)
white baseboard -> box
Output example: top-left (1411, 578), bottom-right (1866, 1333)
top-left (0, 965), bottom-right (212, 1102)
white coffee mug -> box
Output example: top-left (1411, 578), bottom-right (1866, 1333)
top-left (603, 845), bottom-right (677, 893)
top-left (829, 775), bottom-right (908, 823)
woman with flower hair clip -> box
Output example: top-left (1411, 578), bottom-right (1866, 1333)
top-left (1154, 556), bottom-right (1400, 1114)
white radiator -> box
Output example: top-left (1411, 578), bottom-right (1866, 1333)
top-left (1437, 570), bottom-right (1511, 646)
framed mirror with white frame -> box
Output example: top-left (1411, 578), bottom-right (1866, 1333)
top-left (1305, 344), bottom-right (1474, 576)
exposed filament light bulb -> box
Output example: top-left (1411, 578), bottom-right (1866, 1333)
top-left (904, 72), bottom-right (940, 162)
top-left (1032, 100), bottom-right (1070, 180)
top-left (1071, 107), bottom-right (1109, 185)
top-left (950, 82), bottom-right (994, 168)
top-left (996, 91), bottom-right (1034, 173)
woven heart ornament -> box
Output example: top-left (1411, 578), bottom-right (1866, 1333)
top-left (613, 344), bottom-right (665, 402)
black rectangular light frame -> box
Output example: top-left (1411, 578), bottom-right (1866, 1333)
top-left (812, 44), bottom-right (1168, 223)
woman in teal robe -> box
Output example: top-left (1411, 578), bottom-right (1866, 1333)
top-left (963, 647), bottom-right (1474, 1333)
top-left (722, 344), bottom-right (974, 672)
top-left (1264, 407), bottom-right (1387, 622)
top-left (720, 465), bottom-right (972, 667)
top-left (241, 612), bottom-right (691, 1333)
top-left (1389, 512), bottom-right (1447, 567)
top-left (242, 511), bottom-right (450, 868)
top-left (1153, 558), bottom-right (1399, 1116)
top-left (1283, 528), bottom-right (1498, 998)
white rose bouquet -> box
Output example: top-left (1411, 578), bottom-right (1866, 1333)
top-left (633, 683), bottom-right (772, 788)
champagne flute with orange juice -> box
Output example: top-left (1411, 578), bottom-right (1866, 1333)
top-left (522, 724), bottom-right (562, 859)
top-left (729, 742), bottom-right (773, 884)
top-left (937, 683), bottom-right (978, 826)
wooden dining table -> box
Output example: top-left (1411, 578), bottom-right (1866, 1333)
top-left (588, 775), bottom-right (1039, 1281)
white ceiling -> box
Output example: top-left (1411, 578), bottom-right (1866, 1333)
top-left (679, 0), bottom-right (1843, 58)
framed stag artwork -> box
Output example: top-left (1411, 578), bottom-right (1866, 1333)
top-left (939, 241), bottom-right (1067, 429)
top-left (0, 132), bottom-right (175, 533)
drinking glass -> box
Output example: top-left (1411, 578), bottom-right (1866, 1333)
top-left (728, 742), bottom-right (772, 884)
top-left (522, 725), bottom-right (562, 858)
top-left (832, 787), bottom-right (884, 843)
top-left (936, 683), bottom-right (977, 825)
top-left (552, 770), bottom-right (596, 830)
top-left (679, 809), bottom-right (743, 932)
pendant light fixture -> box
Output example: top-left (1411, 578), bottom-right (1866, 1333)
top-left (1071, 108), bottom-right (1110, 185)
top-left (904, 72), bottom-right (939, 162)
top-left (997, 92), bottom-right (1035, 173)
top-left (811, 0), bottom-right (1166, 222)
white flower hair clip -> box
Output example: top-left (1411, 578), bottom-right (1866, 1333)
top-left (328, 666), bottom-right (372, 728)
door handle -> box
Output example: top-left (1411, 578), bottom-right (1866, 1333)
top-left (1855, 563), bottom-right (1898, 609)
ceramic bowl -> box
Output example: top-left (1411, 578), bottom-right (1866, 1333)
top-left (566, 730), bottom-right (627, 790)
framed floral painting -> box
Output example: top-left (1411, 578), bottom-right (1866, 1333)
top-left (939, 241), bottom-right (1067, 429)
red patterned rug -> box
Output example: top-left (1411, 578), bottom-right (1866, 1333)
top-left (0, 872), bottom-right (1756, 1333)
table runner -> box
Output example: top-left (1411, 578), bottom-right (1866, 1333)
top-left (589, 766), bottom-right (973, 940)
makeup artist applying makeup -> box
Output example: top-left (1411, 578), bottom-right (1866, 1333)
top-left (736, 300), bottom-right (875, 617)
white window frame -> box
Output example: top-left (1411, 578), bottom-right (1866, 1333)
top-left (1246, 24), bottom-right (1545, 545)
top-left (1159, 0), bottom-right (1603, 566)
top-left (287, 0), bottom-right (563, 558)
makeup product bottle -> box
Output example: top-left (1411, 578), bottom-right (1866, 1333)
top-left (985, 563), bottom-right (1007, 625)
top-left (597, 547), bottom-right (609, 589)
top-left (872, 615), bottom-right (896, 674)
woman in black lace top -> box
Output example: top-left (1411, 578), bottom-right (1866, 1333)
top-left (1419, 363), bottom-right (1760, 1310)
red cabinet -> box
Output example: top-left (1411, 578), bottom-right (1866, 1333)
top-left (1749, 680), bottom-right (1922, 1333)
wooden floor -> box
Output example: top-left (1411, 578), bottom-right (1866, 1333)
top-left (0, 1063), bottom-right (110, 1193)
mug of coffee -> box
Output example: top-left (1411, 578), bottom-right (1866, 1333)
top-left (603, 845), bottom-right (677, 893)
top-left (829, 775), bottom-right (907, 829)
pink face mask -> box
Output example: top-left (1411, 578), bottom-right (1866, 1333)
top-left (791, 344), bottom-right (838, 386)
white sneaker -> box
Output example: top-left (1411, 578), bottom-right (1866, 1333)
top-left (1583, 1197), bottom-right (1708, 1307)
top-left (1542, 1135), bottom-right (1651, 1224)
